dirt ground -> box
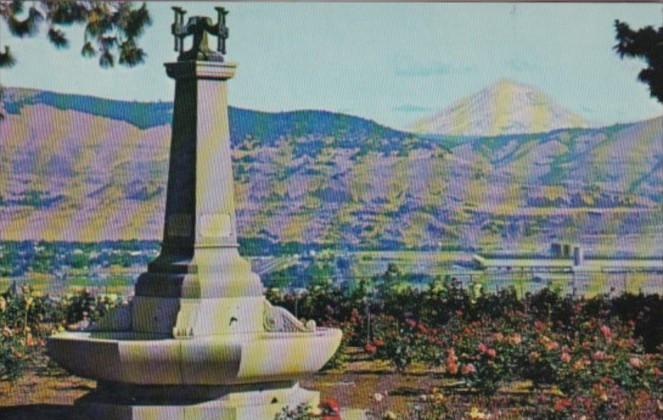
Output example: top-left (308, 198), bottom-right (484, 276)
top-left (0, 351), bottom-right (431, 419)
top-left (0, 349), bottom-right (528, 419)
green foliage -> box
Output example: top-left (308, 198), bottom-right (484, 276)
top-left (274, 403), bottom-right (313, 420)
top-left (0, 1), bottom-right (152, 69)
top-left (0, 286), bottom-right (121, 381)
top-left (0, 46), bottom-right (16, 68)
top-left (1, 254), bottom-right (661, 420)
top-left (408, 393), bottom-right (449, 420)
top-left (268, 265), bottom-right (663, 415)
top-left (0, 286), bottom-right (48, 381)
top-left (274, 398), bottom-right (340, 419)
top-left (380, 263), bottom-right (402, 290)
top-left (614, 20), bottom-right (663, 104)
top-left (59, 289), bottom-right (122, 325)
top-left (0, 240), bottom-right (157, 279)
top-left (371, 316), bottom-right (435, 372)
top-left (304, 261), bottom-right (335, 287)
top-left (263, 267), bottom-right (297, 289)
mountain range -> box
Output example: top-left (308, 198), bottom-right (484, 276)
top-left (1, 85), bottom-right (662, 255)
top-left (411, 79), bottom-right (589, 137)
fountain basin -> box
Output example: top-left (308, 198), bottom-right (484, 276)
top-left (47, 328), bottom-right (342, 385)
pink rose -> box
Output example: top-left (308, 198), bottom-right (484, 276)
top-left (1, 326), bottom-right (12, 337)
top-left (486, 348), bottom-right (497, 359)
top-left (573, 360), bottom-right (585, 371)
top-left (629, 357), bottom-right (642, 369)
top-left (600, 325), bottom-right (612, 340)
top-left (544, 341), bottom-right (560, 351)
top-left (560, 352), bottom-right (571, 363)
top-left (461, 363), bottom-right (477, 375)
top-left (478, 343), bottom-right (488, 353)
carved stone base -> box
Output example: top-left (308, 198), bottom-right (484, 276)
top-left (74, 381), bottom-right (318, 420)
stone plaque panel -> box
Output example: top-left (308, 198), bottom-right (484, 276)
top-left (200, 213), bottom-right (232, 238)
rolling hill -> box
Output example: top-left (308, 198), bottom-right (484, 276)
top-left (1, 87), bottom-right (662, 254)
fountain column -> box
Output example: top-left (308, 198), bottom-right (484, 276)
top-left (132, 58), bottom-right (265, 338)
top-left (47, 8), bottom-right (343, 420)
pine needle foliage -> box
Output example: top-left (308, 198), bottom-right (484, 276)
top-left (615, 19), bottom-right (663, 104)
top-left (0, 1), bottom-right (151, 69)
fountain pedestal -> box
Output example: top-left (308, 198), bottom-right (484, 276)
top-left (74, 381), bottom-right (321, 419)
top-left (47, 10), bottom-right (341, 420)
top-left (132, 61), bottom-right (267, 340)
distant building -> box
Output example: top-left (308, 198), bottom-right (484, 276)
top-left (473, 242), bottom-right (662, 274)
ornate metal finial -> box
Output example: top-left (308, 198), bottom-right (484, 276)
top-left (171, 6), bottom-right (229, 62)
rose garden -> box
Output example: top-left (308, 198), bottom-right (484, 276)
top-left (2, 276), bottom-right (662, 418)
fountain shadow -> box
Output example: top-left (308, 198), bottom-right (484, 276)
top-left (0, 404), bottom-right (75, 420)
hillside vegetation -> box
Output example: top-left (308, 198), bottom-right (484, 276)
top-left (1, 87), bottom-right (662, 254)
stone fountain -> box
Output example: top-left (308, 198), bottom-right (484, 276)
top-left (47, 7), bottom-right (342, 419)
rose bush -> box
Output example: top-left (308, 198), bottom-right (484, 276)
top-left (370, 315), bottom-right (443, 371)
top-left (353, 283), bottom-right (662, 418)
top-left (0, 286), bottom-right (49, 380)
top-left (2, 271), bottom-right (661, 419)
top-left (1, 286), bottom-right (121, 381)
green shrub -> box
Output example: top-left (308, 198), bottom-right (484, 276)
top-left (0, 286), bottom-right (49, 381)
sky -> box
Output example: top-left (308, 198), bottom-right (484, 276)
top-left (2, 2), bottom-right (662, 129)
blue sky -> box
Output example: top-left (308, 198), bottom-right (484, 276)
top-left (2, 2), bottom-right (662, 129)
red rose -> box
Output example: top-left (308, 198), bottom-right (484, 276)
top-left (447, 348), bottom-right (457, 360)
top-left (447, 361), bottom-right (459, 375)
top-left (320, 398), bottom-right (340, 415)
top-left (417, 324), bottom-right (429, 334)
top-left (553, 398), bottom-right (572, 412)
